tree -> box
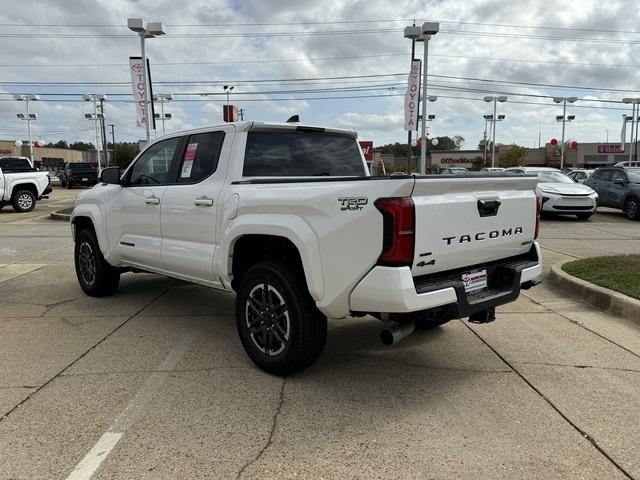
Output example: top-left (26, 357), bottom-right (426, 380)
top-left (500, 145), bottom-right (528, 168)
top-left (107, 142), bottom-right (140, 169)
top-left (45, 140), bottom-right (69, 149)
top-left (69, 141), bottom-right (95, 151)
top-left (429, 136), bottom-right (457, 151)
top-left (472, 156), bottom-right (485, 171)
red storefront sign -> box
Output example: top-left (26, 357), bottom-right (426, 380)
top-left (359, 141), bottom-right (373, 161)
top-left (440, 157), bottom-right (473, 165)
top-left (598, 144), bottom-right (623, 153)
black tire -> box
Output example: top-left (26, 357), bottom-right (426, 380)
top-left (624, 197), bottom-right (640, 220)
top-left (60, 179), bottom-right (67, 188)
top-left (66, 180), bottom-right (73, 189)
top-left (576, 213), bottom-right (593, 220)
top-left (12, 189), bottom-right (36, 212)
top-left (235, 260), bottom-right (327, 376)
top-left (74, 228), bottom-right (120, 296)
top-left (0, 201), bottom-right (4, 210)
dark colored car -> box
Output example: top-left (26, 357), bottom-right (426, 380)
top-left (585, 167), bottom-right (640, 220)
top-left (60, 163), bottom-right (98, 189)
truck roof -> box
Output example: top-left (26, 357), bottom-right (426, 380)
top-left (158, 121), bottom-right (357, 140)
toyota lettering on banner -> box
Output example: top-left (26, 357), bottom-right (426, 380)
top-left (129, 57), bottom-right (146, 128)
top-left (404, 59), bottom-right (421, 131)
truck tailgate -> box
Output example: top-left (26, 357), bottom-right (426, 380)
top-left (411, 175), bottom-right (538, 276)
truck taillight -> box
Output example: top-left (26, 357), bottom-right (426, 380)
top-left (375, 197), bottom-right (415, 267)
top-left (535, 191), bottom-right (542, 239)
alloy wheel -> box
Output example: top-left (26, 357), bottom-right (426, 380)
top-left (17, 193), bottom-right (33, 211)
top-left (77, 241), bottom-right (96, 286)
top-left (627, 199), bottom-right (638, 219)
top-left (245, 283), bottom-right (291, 356)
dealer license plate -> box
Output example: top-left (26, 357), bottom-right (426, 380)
top-left (561, 197), bottom-right (590, 205)
top-left (462, 269), bottom-right (488, 293)
top-left (82, 177), bottom-right (88, 181)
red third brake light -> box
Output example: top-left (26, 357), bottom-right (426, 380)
top-left (535, 191), bottom-right (542, 239)
top-left (374, 197), bottom-right (415, 267)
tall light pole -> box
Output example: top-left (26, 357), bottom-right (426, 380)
top-left (83, 94), bottom-right (107, 171)
top-left (14, 94), bottom-right (39, 165)
top-left (484, 96), bottom-right (507, 167)
top-left (419, 22), bottom-right (439, 174)
top-left (553, 97), bottom-right (577, 170)
top-left (153, 93), bottom-right (173, 135)
top-left (128, 18), bottom-right (166, 143)
top-left (623, 98), bottom-right (640, 161)
top-left (482, 114), bottom-right (491, 166)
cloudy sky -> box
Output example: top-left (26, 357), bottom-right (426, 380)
top-left (0, 0), bottom-right (638, 150)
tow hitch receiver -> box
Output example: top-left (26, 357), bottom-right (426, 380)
top-left (469, 307), bottom-right (496, 324)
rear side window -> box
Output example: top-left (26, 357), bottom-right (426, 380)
top-left (611, 171), bottom-right (627, 183)
top-left (0, 157), bottom-right (33, 172)
top-left (243, 131), bottom-right (366, 177)
top-left (177, 131), bottom-right (225, 183)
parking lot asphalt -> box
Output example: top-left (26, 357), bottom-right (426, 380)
top-left (1, 187), bottom-right (639, 479)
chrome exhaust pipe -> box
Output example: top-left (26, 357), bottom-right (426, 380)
top-left (380, 320), bottom-right (415, 346)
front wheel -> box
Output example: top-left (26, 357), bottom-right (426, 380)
top-left (235, 260), bottom-right (327, 376)
top-left (624, 197), bottom-right (640, 220)
top-left (74, 228), bottom-right (120, 296)
top-left (12, 190), bottom-right (36, 212)
top-left (576, 213), bottom-right (593, 220)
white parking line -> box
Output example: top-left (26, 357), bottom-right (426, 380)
top-left (65, 330), bottom-right (198, 480)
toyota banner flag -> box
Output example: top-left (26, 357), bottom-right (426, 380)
top-left (404, 59), bottom-right (421, 131)
top-left (130, 57), bottom-right (146, 128)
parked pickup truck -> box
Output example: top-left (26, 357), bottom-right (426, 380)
top-left (60, 162), bottom-right (99, 189)
top-left (0, 156), bottom-right (51, 212)
top-left (71, 122), bottom-right (542, 375)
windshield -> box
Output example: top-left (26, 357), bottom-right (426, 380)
top-left (536, 171), bottom-right (575, 184)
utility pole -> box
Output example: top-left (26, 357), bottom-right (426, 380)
top-left (108, 124), bottom-right (117, 167)
top-left (99, 98), bottom-right (108, 167)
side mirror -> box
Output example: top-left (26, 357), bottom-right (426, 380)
top-left (100, 166), bottom-right (121, 185)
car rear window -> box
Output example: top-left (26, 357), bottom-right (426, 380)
top-left (243, 130), bottom-right (366, 177)
top-left (0, 157), bottom-right (34, 172)
top-left (68, 163), bottom-right (94, 170)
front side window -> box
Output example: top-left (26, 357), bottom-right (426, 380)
top-left (243, 130), bottom-right (366, 177)
top-left (128, 137), bottom-right (180, 186)
top-left (596, 170), bottom-right (613, 182)
top-left (611, 171), bottom-right (627, 183)
top-left (177, 131), bottom-right (225, 183)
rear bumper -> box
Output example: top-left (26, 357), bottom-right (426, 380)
top-left (350, 242), bottom-right (542, 316)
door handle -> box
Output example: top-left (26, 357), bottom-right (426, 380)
top-left (194, 196), bottom-right (214, 207)
top-left (145, 195), bottom-right (160, 205)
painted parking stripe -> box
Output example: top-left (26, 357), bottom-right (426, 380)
top-left (65, 330), bottom-right (198, 480)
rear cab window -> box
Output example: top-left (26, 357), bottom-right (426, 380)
top-left (0, 157), bottom-right (34, 173)
top-left (242, 129), bottom-right (366, 177)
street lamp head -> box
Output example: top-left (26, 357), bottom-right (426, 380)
top-left (428, 95), bottom-right (437, 102)
top-left (164, 94), bottom-right (173, 101)
top-left (483, 114), bottom-right (493, 119)
top-left (403, 26), bottom-right (423, 40)
top-left (553, 97), bottom-right (563, 103)
top-left (146, 22), bottom-right (166, 36)
top-left (96, 94), bottom-right (107, 101)
top-left (483, 96), bottom-right (493, 103)
top-left (127, 18), bottom-right (145, 33)
top-left (16, 113), bottom-right (25, 119)
top-left (28, 113), bottom-right (37, 119)
top-left (556, 115), bottom-right (564, 121)
top-left (165, 113), bottom-right (172, 119)
top-left (82, 94), bottom-right (93, 101)
top-left (84, 113), bottom-right (93, 119)
top-left (497, 114), bottom-right (505, 120)
top-left (427, 114), bottom-right (436, 120)
top-left (567, 97), bottom-right (578, 103)
top-left (567, 115), bottom-right (575, 120)
top-left (623, 97), bottom-right (634, 104)
top-left (421, 22), bottom-right (440, 35)
top-left (497, 96), bottom-right (507, 102)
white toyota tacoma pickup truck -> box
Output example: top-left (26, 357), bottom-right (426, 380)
top-left (0, 156), bottom-right (52, 212)
top-left (71, 121), bottom-right (542, 375)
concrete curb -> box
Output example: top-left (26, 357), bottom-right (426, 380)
top-left (49, 211), bottom-right (71, 221)
top-left (549, 260), bottom-right (640, 326)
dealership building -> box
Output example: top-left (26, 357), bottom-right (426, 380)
top-left (376, 143), bottom-right (633, 170)
top-left (0, 140), bottom-right (99, 171)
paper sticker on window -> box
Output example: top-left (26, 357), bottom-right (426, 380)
top-left (181, 143), bottom-right (198, 178)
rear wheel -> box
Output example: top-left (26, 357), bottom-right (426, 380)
top-left (74, 228), bottom-right (120, 296)
top-left (235, 260), bottom-right (327, 376)
top-left (576, 213), bottom-right (593, 220)
top-left (624, 197), bottom-right (640, 220)
top-left (12, 190), bottom-right (36, 212)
